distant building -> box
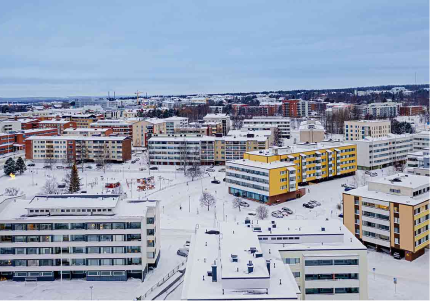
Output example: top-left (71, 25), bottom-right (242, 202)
top-left (344, 120), bottom-right (391, 141)
top-left (63, 128), bottom-right (114, 137)
top-left (38, 120), bottom-right (77, 135)
top-left (75, 98), bottom-right (109, 109)
top-left (282, 99), bottom-right (309, 118)
top-left (203, 114), bottom-right (231, 136)
top-left (243, 117), bottom-right (291, 139)
top-left (400, 105), bottom-right (426, 116)
top-left (299, 119), bottom-right (325, 143)
top-left (0, 194), bottom-right (160, 281)
top-left (0, 121), bottom-right (21, 133)
top-left (406, 148), bottom-right (430, 177)
top-left (413, 131), bottom-right (430, 151)
top-left (360, 102), bottom-right (400, 118)
top-left (25, 136), bottom-right (132, 163)
top-left (353, 134), bottom-right (414, 170)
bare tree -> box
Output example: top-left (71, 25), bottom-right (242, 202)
top-left (4, 187), bottom-right (20, 196)
top-left (95, 143), bottom-right (109, 173)
top-left (199, 192), bottom-right (216, 211)
top-left (185, 161), bottom-right (203, 181)
top-left (76, 141), bottom-right (89, 172)
top-left (41, 177), bottom-right (59, 194)
top-left (44, 150), bottom-right (56, 167)
top-left (232, 197), bottom-right (242, 212)
top-left (256, 205), bottom-right (269, 220)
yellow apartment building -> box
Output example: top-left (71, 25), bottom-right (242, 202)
top-left (243, 141), bottom-right (357, 185)
top-left (343, 173), bottom-right (429, 261)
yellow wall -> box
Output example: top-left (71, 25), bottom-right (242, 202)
top-left (399, 204), bottom-right (414, 252)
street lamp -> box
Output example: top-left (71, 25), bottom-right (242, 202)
top-left (90, 286), bottom-right (94, 300)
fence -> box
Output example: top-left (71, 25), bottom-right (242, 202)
top-left (137, 260), bottom-right (187, 300)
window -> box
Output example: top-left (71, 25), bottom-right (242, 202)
top-left (284, 258), bottom-right (300, 265)
top-left (394, 238), bottom-right (399, 245)
top-left (147, 218), bottom-right (155, 224)
top-left (334, 259), bottom-right (359, 266)
top-left (335, 287), bottom-right (359, 294)
top-left (306, 288), bottom-right (334, 295)
top-left (305, 260), bottom-right (333, 266)
top-left (292, 272), bottom-right (300, 278)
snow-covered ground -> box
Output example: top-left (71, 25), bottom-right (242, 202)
top-left (0, 153), bottom-right (428, 300)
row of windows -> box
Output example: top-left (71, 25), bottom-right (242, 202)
top-left (0, 234), bottom-right (142, 243)
top-left (306, 287), bottom-right (359, 295)
top-left (0, 246), bottom-right (141, 255)
top-left (0, 258), bottom-right (143, 267)
top-left (415, 235), bottom-right (429, 247)
top-left (304, 259), bottom-right (359, 266)
top-left (305, 273), bottom-right (359, 281)
top-left (0, 222), bottom-right (145, 231)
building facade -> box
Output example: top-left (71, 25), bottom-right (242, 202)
top-left (344, 120), bottom-right (391, 141)
top-left (406, 149), bottom-right (430, 177)
top-left (243, 117), bottom-right (291, 139)
top-left (243, 142), bottom-right (357, 185)
top-left (203, 114), bottom-right (231, 136)
top-left (0, 195), bottom-right (160, 281)
top-left (413, 131), bottom-right (429, 151)
top-left (343, 174), bottom-right (429, 261)
top-left (299, 120), bottom-right (325, 143)
top-left (282, 99), bottom-right (309, 118)
top-left (25, 136), bottom-right (132, 163)
top-left (38, 120), bottom-right (77, 135)
top-left (353, 134), bottom-right (414, 170)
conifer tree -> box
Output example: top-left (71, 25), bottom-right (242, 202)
top-left (3, 158), bottom-right (16, 176)
top-left (68, 164), bottom-right (81, 193)
top-left (15, 157), bottom-right (27, 175)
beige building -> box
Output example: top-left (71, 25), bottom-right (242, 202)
top-left (344, 120), bottom-right (391, 141)
top-left (299, 119), bottom-right (325, 143)
top-left (343, 173), bottom-right (429, 261)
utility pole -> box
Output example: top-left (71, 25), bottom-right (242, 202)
top-left (189, 196), bottom-right (191, 213)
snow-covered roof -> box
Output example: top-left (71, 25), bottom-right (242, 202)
top-left (227, 159), bottom-right (296, 170)
top-left (25, 135), bottom-right (128, 141)
top-left (64, 128), bottom-right (111, 133)
top-left (203, 113), bottom-right (229, 119)
top-left (246, 142), bottom-right (354, 157)
top-left (27, 195), bottom-right (119, 209)
top-left (354, 133), bottom-right (414, 142)
top-left (38, 120), bottom-right (72, 124)
top-left (345, 186), bottom-right (428, 206)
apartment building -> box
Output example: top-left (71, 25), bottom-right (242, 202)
top-left (228, 129), bottom-right (275, 146)
top-left (343, 174), bottom-right (429, 261)
top-left (226, 159), bottom-right (304, 204)
top-left (406, 149), bottom-right (430, 177)
top-left (25, 136), bottom-right (132, 163)
top-left (413, 131), bottom-right (429, 151)
top-left (0, 134), bottom-right (15, 155)
top-left (63, 114), bottom-right (100, 128)
top-left (353, 134), bottom-right (414, 170)
top-left (0, 129), bottom-right (58, 155)
top-left (203, 114), bottom-right (231, 136)
top-left (399, 106), bottom-right (427, 116)
top-left (361, 102), bottom-right (400, 118)
top-left (148, 134), bottom-right (269, 166)
top-left (0, 121), bottom-right (21, 133)
top-left (90, 119), bottom-right (149, 147)
top-left (282, 99), bottom-right (309, 118)
top-left (63, 128), bottom-right (114, 137)
top-left (243, 117), bottom-right (291, 139)
top-left (243, 141), bottom-right (357, 185)
top-left (0, 194), bottom-right (160, 282)
top-left (38, 120), bottom-right (77, 135)
top-left (344, 120), bottom-right (391, 141)
top-left (182, 219), bottom-right (368, 300)
top-left (299, 120), bottom-right (325, 143)
top-left (163, 117), bottom-right (188, 134)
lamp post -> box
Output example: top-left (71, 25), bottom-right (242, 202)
top-left (90, 286), bottom-right (94, 300)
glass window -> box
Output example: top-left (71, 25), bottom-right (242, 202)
top-left (128, 222), bottom-right (141, 229)
top-left (87, 247), bottom-right (100, 254)
top-left (334, 259), bottom-right (358, 266)
top-left (113, 259), bottom-right (125, 265)
top-left (87, 259), bottom-right (99, 266)
top-left (70, 223), bottom-right (86, 230)
top-left (54, 223), bottom-right (69, 230)
top-left (113, 247), bottom-right (124, 253)
top-left (101, 247), bottom-right (112, 254)
top-left (72, 247), bottom-right (85, 254)
top-left (14, 259), bottom-right (26, 266)
top-left (14, 236), bottom-right (26, 242)
top-left (112, 223), bottom-right (125, 229)
top-left (27, 248), bottom-right (39, 255)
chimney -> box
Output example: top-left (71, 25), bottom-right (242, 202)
top-left (212, 264), bottom-right (217, 282)
top-left (247, 261), bottom-right (254, 273)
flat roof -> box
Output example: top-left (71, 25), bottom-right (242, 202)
top-left (27, 195), bottom-right (120, 209)
top-left (26, 135), bottom-right (128, 141)
top-left (64, 128), bottom-right (110, 132)
top-left (354, 133), bottom-right (413, 142)
top-left (246, 142), bottom-right (354, 157)
top-left (227, 159), bottom-right (296, 170)
top-left (182, 224), bottom-right (299, 300)
top-left (38, 120), bottom-right (71, 124)
top-left (0, 196), bottom-right (157, 221)
top-left (369, 173), bottom-right (429, 189)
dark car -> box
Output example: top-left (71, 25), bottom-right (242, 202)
top-left (86, 166), bottom-right (93, 169)
top-left (205, 230), bottom-right (220, 235)
top-left (177, 248), bottom-right (189, 257)
top-left (303, 203), bottom-right (314, 208)
top-left (393, 252), bottom-right (402, 260)
top-left (338, 213), bottom-right (344, 218)
top-left (344, 187), bottom-right (354, 192)
top-left (211, 180), bottom-right (221, 184)
top-left (56, 166), bottom-right (64, 169)
top-left (43, 165), bottom-right (52, 169)
top-left (239, 201), bottom-right (249, 207)
top-left (149, 167), bottom-right (158, 170)
top-left (27, 163), bottom-right (35, 167)
top-left (96, 163), bottom-right (103, 167)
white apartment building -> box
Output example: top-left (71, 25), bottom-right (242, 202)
top-left (163, 117), bottom-right (188, 134)
top-left (344, 120), bottom-right (391, 141)
top-left (406, 149), bottom-right (430, 177)
top-left (413, 131), bottom-right (429, 151)
top-left (63, 128), bottom-right (112, 137)
top-left (360, 102), bottom-right (400, 118)
top-left (203, 114), bottom-right (231, 136)
top-left (0, 121), bottom-right (21, 133)
top-left (0, 194), bottom-right (160, 282)
top-left (182, 219), bottom-right (368, 300)
top-left (353, 134), bottom-right (414, 170)
top-left (148, 135), bottom-right (268, 166)
top-left (243, 117), bottom-right (291, 139)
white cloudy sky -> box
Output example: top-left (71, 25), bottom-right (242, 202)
top-left (0, 0), bottom-right (428, 97)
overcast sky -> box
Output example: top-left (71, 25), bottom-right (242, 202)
top-left (0, 0), bottom-right (428, 98)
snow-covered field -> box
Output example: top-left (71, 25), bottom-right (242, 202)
top-left (0, 153), bottom-right (428, 300)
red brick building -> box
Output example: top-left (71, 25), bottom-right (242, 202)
top-left (400, 106), bottom-right (427, 116)
top-left (38, 120), bottom-right (77, 135)
top-left (282, 99), bottom-right (310, 118)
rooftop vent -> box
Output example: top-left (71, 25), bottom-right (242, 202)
top-left (231, 254), bottom-right (238, 263)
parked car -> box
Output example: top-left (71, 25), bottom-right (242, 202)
top-left (177, 248), bottom-right (189, 257)
top-left (344, 187), bottom-right (354, 192)
top-left (370, 172), bottom-right (378, 177)
top-left (184, 241), bottom-right (191, 248)
top-left (239, 201), bottom-right (250, 207)
top-left (393, 252), bottom-right (402, 260)
top-left (309, 200), bottom-right (321, 206)
top-left (219, 168), bottom-right (226, 172)
top-left (271, 211), bottom-right (283, 218)
top-left (211, 179), bottom-right (221, 184)
top-left (365, 171), bottom-right (371, 175)
top-left (27, 163), bottom-right (35, 167)
top-left (303, 203), bottom-right (314, 209)
top-left (150, 167), bottom-right (158, 170)
top-left (206, 168), bottom-right (215, 172)
top-left (205, 230), bottom-right (220, 235)
top-left (96, 163), bottom-right (103, 167)
top-left (282, 207), bottom-right (293, 214)
top-left (338, 213), bottom-right (344, 218)
top-left (80, 190), bottom-right (87, 194)
top-left (248, 212), bottom-right (256, 216)
top-left (176, 167), bottom-right (185, 171)
top-left (139, 167), bottom-right (147, 171)
top-left (43, 165), bottom-right (52, 169)
top-left (86, 166), bottom-right (93, 169)
top-left (56, 166), bottom-right (64, 169)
